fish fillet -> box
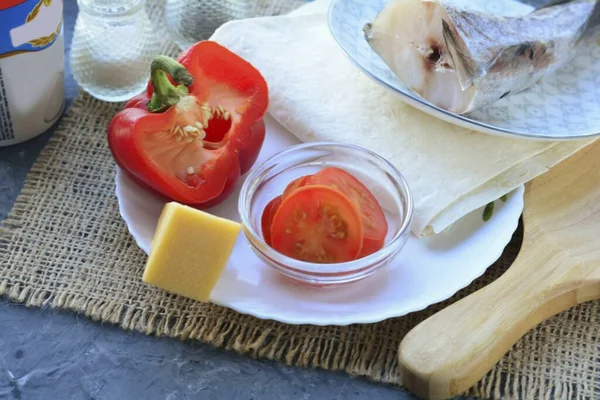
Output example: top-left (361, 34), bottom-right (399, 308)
top-left (364, 0), bottom-right (600, 114)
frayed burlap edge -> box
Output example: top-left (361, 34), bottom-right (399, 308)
top-left (1, 1), bottom-right (599, 399)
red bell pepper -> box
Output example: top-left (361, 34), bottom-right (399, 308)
top-left (108, 41), bottom-right (268, 208)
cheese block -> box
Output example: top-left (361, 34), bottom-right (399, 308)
top-left (142, 202), bottom-right (241, 302)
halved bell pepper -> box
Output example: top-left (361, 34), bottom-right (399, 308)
top-left (108, 41), bottom-right (269, 208)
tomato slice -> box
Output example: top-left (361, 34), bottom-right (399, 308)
top-left (282, 175), bottom-right (313, 199)
top-left (261, 195), bottom-right (283, 246)
top-left (310, 167), bottom-right (388, 257)
top-left (271, 185), bottom-right (364, 263)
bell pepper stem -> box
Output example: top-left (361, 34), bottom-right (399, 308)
top-left (147, 55), bottom-right (194, 113)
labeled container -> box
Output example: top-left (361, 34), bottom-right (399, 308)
top-left (0, 0), bottom-right (65, 147)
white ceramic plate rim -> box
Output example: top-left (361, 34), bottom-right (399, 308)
top-left (115, 167), bottom-right (524, 326)
top-left (327, 0), bottom-right (600, 142)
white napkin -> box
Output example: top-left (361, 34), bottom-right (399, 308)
top-left (211, 0), bottom-right (595, 237)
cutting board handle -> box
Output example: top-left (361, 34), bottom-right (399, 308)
top-left (398, 229), bottom-right (599, 400)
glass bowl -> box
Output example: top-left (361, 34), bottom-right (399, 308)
top-left (238, 142), bottom-right (413, 286)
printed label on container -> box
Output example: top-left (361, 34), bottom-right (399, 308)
top-left (0, 0), bottom-right (63, 59)
top-left (0, 65), bottom-right (15, 141)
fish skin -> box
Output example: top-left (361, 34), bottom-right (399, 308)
top-left (577, 0), bottom-right (600, 43)
top-left (365, 0), bottom-right (600, 114)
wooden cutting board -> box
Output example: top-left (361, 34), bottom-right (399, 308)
top-left (398, 140), bottom-right (600, 400)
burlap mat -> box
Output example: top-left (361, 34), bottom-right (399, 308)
top-left (1, 1), bottom-right (599, 399)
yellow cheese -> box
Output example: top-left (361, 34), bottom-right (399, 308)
top-left (142, 202), bottom-right (241, 302)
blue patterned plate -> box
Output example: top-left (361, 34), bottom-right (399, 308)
top-left (328, 0), bottom-right (600, 141)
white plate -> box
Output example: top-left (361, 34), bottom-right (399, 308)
top-left (328, 0), bottom-right (600, 141)
top-left (115, 114), bottom-right (524, 326)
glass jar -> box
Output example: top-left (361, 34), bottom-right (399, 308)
top-left (165, 0), bottom-right (253, 49)
top-left (70, 0), bottom-right (159, 102)
top-left (239, 142), bottom-right (413, 286)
